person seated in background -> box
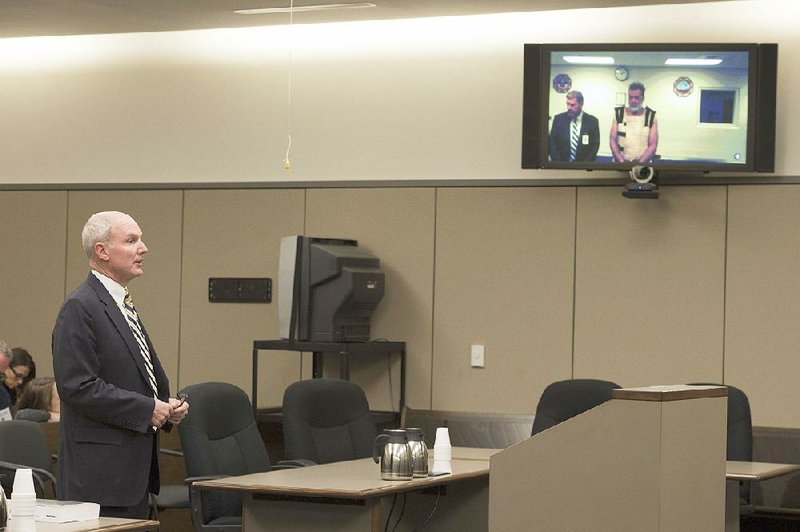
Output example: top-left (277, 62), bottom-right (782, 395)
top-left (0, 340), bottom-right (12, 419)
top-left (15, 377), bottom-right (60, 422)
top-left (3, 347), bottom-right (36, 406)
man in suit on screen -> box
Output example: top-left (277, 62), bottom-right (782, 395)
top-left (52, 211), bottom-right (189, 519)
top-left (549, 90), bottom-right (601, 162)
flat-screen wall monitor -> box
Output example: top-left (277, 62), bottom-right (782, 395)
top-left (279, 235), bottom-right (385, 343)
top-left (522, 43), bottom-right (777, 173)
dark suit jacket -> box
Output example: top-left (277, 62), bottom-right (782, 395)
top-left (52, 273), bottom-right (171, 507)
top-left (0, 385), bottom-right (10, 411)
top-left (548, 111), bottom-right (601, 162)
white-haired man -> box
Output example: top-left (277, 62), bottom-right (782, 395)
top-left (52, 211), bottom-right (188, 519)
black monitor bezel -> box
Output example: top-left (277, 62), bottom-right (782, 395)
top-left (522, 42), bottom-right (775, 173)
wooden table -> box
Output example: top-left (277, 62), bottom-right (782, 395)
top-left (194, 448), bottom-right (493, 532)
top-left (725, 461), bottom-right (800, 532)
top-left (449, 447), bottom-right (500, 461)
top-left (7, 517), bottom-right (159, 531)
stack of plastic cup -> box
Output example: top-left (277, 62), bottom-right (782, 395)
top-left (430, 427), bottom-right (452, 475)
top-left (10, 468), bottom-right (37, 530)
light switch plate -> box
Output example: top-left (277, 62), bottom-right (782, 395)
top-left (470, 344), bottom-right (485, 368)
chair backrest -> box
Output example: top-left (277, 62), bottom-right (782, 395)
top-left (689, 383), bottom-right (753, 504)
top-left (531, 379), bottom-right (621, 436)
top-left (177, 381), bottom-right (271, 527)
top-left (402, 407), bottom-right (533, 449)
top-left (14, 409), bottom-right (50, 422)
top-left (282, 379), bottom-right (377, 464)
top-left (0, 419), bottom-right (55, 498)
top-left (725, 386), bottom-right (753, 462)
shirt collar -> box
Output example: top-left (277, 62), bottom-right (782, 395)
top-left (91, 270), bottom-right (126, 307)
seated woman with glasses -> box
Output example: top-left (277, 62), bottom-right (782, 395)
top-left (3, 347), bottom-right (36, 406)
top-left (14, 377), bottom-right (60, 422)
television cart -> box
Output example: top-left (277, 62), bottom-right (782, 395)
top-left (251, 339), bottom-right (406, 416)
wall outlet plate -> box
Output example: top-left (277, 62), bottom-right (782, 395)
top-left (470, 344), bottom-right (485, 368)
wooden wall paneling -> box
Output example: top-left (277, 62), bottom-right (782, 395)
top-left (8, 180), bottom-right (800, 433)
top-left (433, 187), bottom-right (576, 414)
top-left (305, 188), bottom-right (436, 411)
top-left (0, 191), bottom-right (67, 375)
top-left (573, 186), bottom-right (726, 386)
top-left (180, 189), bottom-right (305, 407)
top-left (726, 184), bottom-right (800, 427)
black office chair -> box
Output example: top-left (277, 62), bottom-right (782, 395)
top-left (689, 383), bottom-right (753, 505)
top-left (282, 378), bottom-right (377, 464)
top-left (149, 447), bottom-right (190, 521)
top-left (177, 381), bottom-right (276, 532)
top-left (531, 379), bottom-right (621, 436)
top-left (0, 419), bottom-right (57, 498)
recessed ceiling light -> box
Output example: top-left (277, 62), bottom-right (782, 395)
top-left (562, 55), bottom-right (614, 65)
top-left (234, 2), bottom-right (377, 15)
top-left (665, 58), bottom-right (723, 66)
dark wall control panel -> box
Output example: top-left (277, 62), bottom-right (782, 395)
top-left (208, 278), bottom-right (271, 303)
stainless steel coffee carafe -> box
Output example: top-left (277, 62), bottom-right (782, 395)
top-left (373, 429), bottom-right (413, 481)
top-left (404, 427), bottom-right (429, 478)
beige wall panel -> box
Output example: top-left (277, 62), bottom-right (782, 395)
top-left (0, 191), bottom-right (67, 375)
top-left (433, 187), bottom-right (575, 413)
top-left (726, 185), bottom-right (800, 428)
top-left (305, 188), bottom-right (435, 411)
top-left (181, 189), bottom-right (305, 408)
top-left (65, 191), bottom-right (184, 388)
top-left (574, 186), bottom-right (726, 386)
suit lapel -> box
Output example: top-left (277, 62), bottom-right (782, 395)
top-left (86, 274), bottom-right (153, 389)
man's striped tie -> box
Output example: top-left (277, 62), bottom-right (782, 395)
top-left (569, 118), bottom-right (579, 161)
top-left (123, 288), bottom-right (159, 398)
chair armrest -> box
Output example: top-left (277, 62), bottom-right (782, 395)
top-left (274, 459), bottom-right (316, 469)
top-left (751, 505), bottom-right (800, 517)
top-left (0, 459), bottom-right (57, 498)
top-left (159, 448), bottom-right (184, 457)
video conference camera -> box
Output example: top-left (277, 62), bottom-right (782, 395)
top-left (622, 166), bottom-right (659, 199)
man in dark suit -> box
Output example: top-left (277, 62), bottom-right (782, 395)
top-left (52, 211), bottom-right (189, 519)
top-left (548, 90), bottom-right (600, 162)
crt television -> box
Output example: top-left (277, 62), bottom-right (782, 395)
top-left (522, 43), bottom-right (777, 173)
top-left (279, 235), bottom-right (385, 342)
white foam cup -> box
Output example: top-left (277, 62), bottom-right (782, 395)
top-left (11, 468), bottom-right (34, 497)
top-left (433, 427), bottom-right (451, 447)
top-left (434, 446), bottom-right (452, 461)
top-left (10, 514), bottom-right (37, 531)
top-left (11, 494), bottom-right (35, 504)
top-left (11, 497), bottom-right (36, 517)
top-left (431, 458), bottom-right (452, 475)
top-left (430, 427), bottom-right (453, 475)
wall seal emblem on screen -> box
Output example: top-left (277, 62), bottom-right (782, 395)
top-left (552, 73), bottom-right (572, 93)
top-left (673, 76), bottom-right (693, 97)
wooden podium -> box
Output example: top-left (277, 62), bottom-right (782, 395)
top-left (489, 385), bottom-right (728, 532)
